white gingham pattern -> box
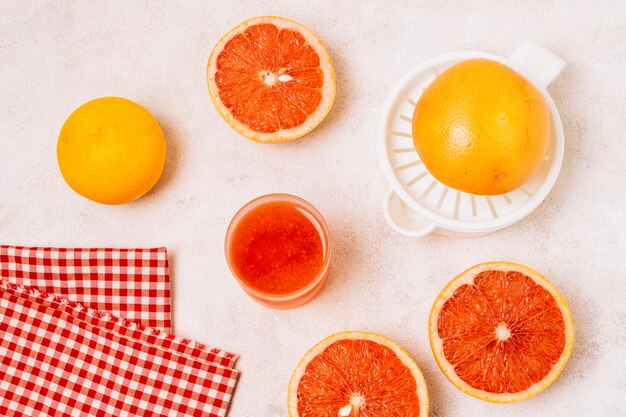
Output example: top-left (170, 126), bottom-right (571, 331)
top-left (0, 247), bottom-right (239, 416)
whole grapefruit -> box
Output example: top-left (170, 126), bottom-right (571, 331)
top-left (412, 58), bottom-right (550, 195)
top-left (57, 97), bottom-right (166, 205)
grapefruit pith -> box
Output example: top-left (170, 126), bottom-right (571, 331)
top-left (429, 262), bottom-right (574, 403)
top-left (207, 16), bottom-right (335, 143)
top-left (288, 331), bottom-right (428, 417)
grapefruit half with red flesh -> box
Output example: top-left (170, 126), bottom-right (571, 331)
top-left (207, 16), bottom-right (335, 143)
top-left (288, 331), bottom-right (428, 417)
top-left (429, 262), bottom-right (574, 403)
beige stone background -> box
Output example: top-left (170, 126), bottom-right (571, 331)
top-left (1, 1), bottom-right (625, 416)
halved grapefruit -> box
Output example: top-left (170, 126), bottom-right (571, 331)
top-left (207, 16), bottom-right (335, 143)
top-left (429, 262), bottom-right (574, 403)
top-left (288, 331), bottom-right (428, 417)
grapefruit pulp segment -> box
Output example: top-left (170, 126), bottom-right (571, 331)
top-left (207, 16), bottom-right (335, 142)
top-left (429, 262), bottom-right (574, 403)
top-left (288, 331), bottom-right (428, 417)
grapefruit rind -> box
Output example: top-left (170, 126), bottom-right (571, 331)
top-left (287, 331), bottom-right (429, 417)
top-left (428, 262), bottom-right (574, 403)
top-left (207, 16), bottom-right (336, 143)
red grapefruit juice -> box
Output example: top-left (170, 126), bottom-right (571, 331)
top-left (225, 194), bottom-right (331, 309)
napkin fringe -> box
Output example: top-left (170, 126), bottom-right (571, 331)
top-left (0, 277), bottom-right (234, 360)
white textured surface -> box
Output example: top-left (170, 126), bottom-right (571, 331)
top-left (1, 1), bottom-right (625, 416)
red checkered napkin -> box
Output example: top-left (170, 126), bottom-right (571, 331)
top-left (0, 246), bottom-right (172, 331)
top-left (0, 246), bottom-right (239, 417)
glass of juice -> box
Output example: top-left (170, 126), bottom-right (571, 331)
top-left (225, 193), bottom-right (331, 309)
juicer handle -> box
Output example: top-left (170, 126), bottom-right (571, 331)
top-left (509, 40), bottom-right (566, 89)
top-left (383, 189), bottom-right (437, 237)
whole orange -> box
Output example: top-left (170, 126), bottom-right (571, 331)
top-left (412, 58), bottom-right (550, 196)
top-left (57, 97), bottom-right (166, 205)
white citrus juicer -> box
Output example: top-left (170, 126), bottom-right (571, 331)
top-left (377, 41), bottom-right (566, 237)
